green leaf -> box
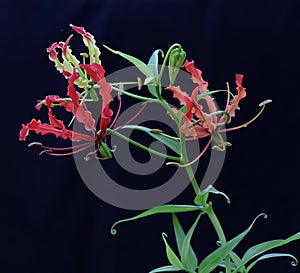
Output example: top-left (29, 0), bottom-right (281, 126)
top-left (172, 214), bottom-right (199, 271)
top-left (148, 49), bottom-right (163, 80)
top-left (111, 205), bottom-right (203, 234)
top-left (229, 251), bottom-right (246, 273)
top-left (162, 233), bottom-right (185, 270)
top-left (198, 213), bottom-right (267, 273)
top-left (103, 45), bottom-right (153, 77)
top-left (172, 214), bottom-right (186, 256)
top-left (149, 265), bottom-right (182, 273)
top-left (232, 232), bottom-right (300, 273)
top-left (122, 125), bottom-right (181, 155)
top-left (218, 251), bottom-right (245, 273)
top-left (181, 213), bottom-right (202, 271)
top-left (245, 253), bottom-right (298, 273)
top-left (146, 49), bottom-right (163, 97)
top-left (195, 185), bottom-right (230, 206)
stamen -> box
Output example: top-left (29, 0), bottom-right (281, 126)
top-left (107, 93), bottom-right (122, 131)
top-left (40, 143), bottom-right (94, 157)
top-left (39, 149), bottom-right (53, 156)
top-left (137, 77), bottom-right (143, 90)
top-left (150, 129), bottom-right (163, 134)
top-left (80, 52), bottom-right (89, 58)
top-left (32, 142), bottom-right (91, 151)
top-left (212, 145), bottom-right (225, 151)
top-left (259, 99), bottom-right (272, 107)
top-left (166, 138), bottom-right (212, 167)
top-left (222, 99), bottom-right (272, 132)
top-left (113, 102), bottom-right (148, 132)
top-left (28, 142), bottom-right (43, 147)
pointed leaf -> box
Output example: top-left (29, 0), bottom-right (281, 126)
top-left (147, 49), bottom-right (163, 97)
top-left (218, 251), bottom-right (245, 273)
top-left (231, 232), bottom-right (300, 273)
top-left (245, 253), bottom-right (298, 273)
top-left (122, 125), bottom-right (181, 155)
top-left (162, 233), bottom-right (185, 270)
top-left (172, 214), bottom-right (186, 256)
top-left (149, 265), bottom-right (182, 273)
top-left (181, 213), bottom-right (202, 271)
top-left (111, 205), bottom-right (203, 234)
top-left (198, 213), bottom-right (267, 273)
top-left (230, 251), bottom-right (246, 273)
top-left (103, 45), bottom-right (153, 77)
top-left (148, 49), bottom-right (162, 80)
top-left (195, 185), bottom-right (230, 206)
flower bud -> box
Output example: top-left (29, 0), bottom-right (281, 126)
top-left (168, 47), bottom-right (186, 86)
top-left (99, 141), bottom-right (112, 159)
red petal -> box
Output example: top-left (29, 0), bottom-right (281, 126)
top-left (165, 85), bottom-right (190, 105)
top-left (67, 71), bottom-right (81, 113)
top-left (225, 74), bottom-right (247, 118)
top-left (70, 24), bottom-right (93, 41)
top-left (180, 116), bottom-right (210, 138)
top-left (67, 70), bottom-right (96, 131)
top-left (75, 104), bottom-right (96, 132)
top-left (19, 124), bottom-right (29, 141)
top-left (81, 63), bottom-right (113, 134)
top-left (21, 119), bottom-right (94, 142)
top-left (46, 43), bottom-right (58, 61)
top-left (183, 60), bottom-right (208, 92)
top-left (165, 86), bottom-right (194, 120)
top-left (81, 63), bottom-right (105, 84)
top-left (62, 35), bottom-right (72, 57)
top-left (184, 60), bottom-right (218, 120)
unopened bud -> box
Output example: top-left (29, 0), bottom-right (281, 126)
top-left (168, 46), bottom-right (186, 86)
top-left (99, 142), bottom-right (112, 159)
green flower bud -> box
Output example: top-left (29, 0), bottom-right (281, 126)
top-left (168, 47), bottom-right (186, 86)
top-left (99, 141), bottom-right (112, 159)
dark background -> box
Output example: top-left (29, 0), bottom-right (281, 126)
top-left (1, 0), bottom-right (300, 272)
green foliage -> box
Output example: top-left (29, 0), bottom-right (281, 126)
top-left (110, 205), bottom-right (203, 235)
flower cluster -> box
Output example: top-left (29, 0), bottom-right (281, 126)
top-left (18, 24), bottom-right (299, 273)
top-left (19, 25), bottom-right (116, 159)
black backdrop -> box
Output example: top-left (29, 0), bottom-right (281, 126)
top-left (1, 1), bottom-right (300, 273)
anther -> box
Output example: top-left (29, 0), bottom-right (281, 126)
top-left (28, 142), bottom-right (43, 147)
top-left (39, 149), bottom-right (52, 156)
top-left (137, 77), bottom-right (143, 90)
top-left (259, 99), bottom-right (272, 107)
top-left (150, 129), bottom-right (163, 134)
top-left (80, 52), bottom-right (89, 58)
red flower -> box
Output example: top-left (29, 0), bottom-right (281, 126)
top-left (19, 64), bottom-right (116, 159)
top-left (166, 60), bottom-right (271, 166)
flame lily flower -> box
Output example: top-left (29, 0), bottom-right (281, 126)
top-left (19, 63), bottom-right (118, 160)
top-left (46, 24), bottom-right (101, 88)
top-left (166, 60), bottom-right (271, 167)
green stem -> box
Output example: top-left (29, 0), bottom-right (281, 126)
top-left (205, 203), bottom-right (231, 273)
top-left (180, 131), bottom-right (200, 195)
top-left (110, 82), bottom-right (138, 86)
top-left (111, 86), bottom-right (158, 102)
top-left (110, 130), bottom-right (181, 162)
top-left (159, 99), bottom-right (179, 124)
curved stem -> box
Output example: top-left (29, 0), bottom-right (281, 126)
top-left (110, 130), bottom-right (181, 162)
top-left (205, 203), bottom-right (231, 273)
